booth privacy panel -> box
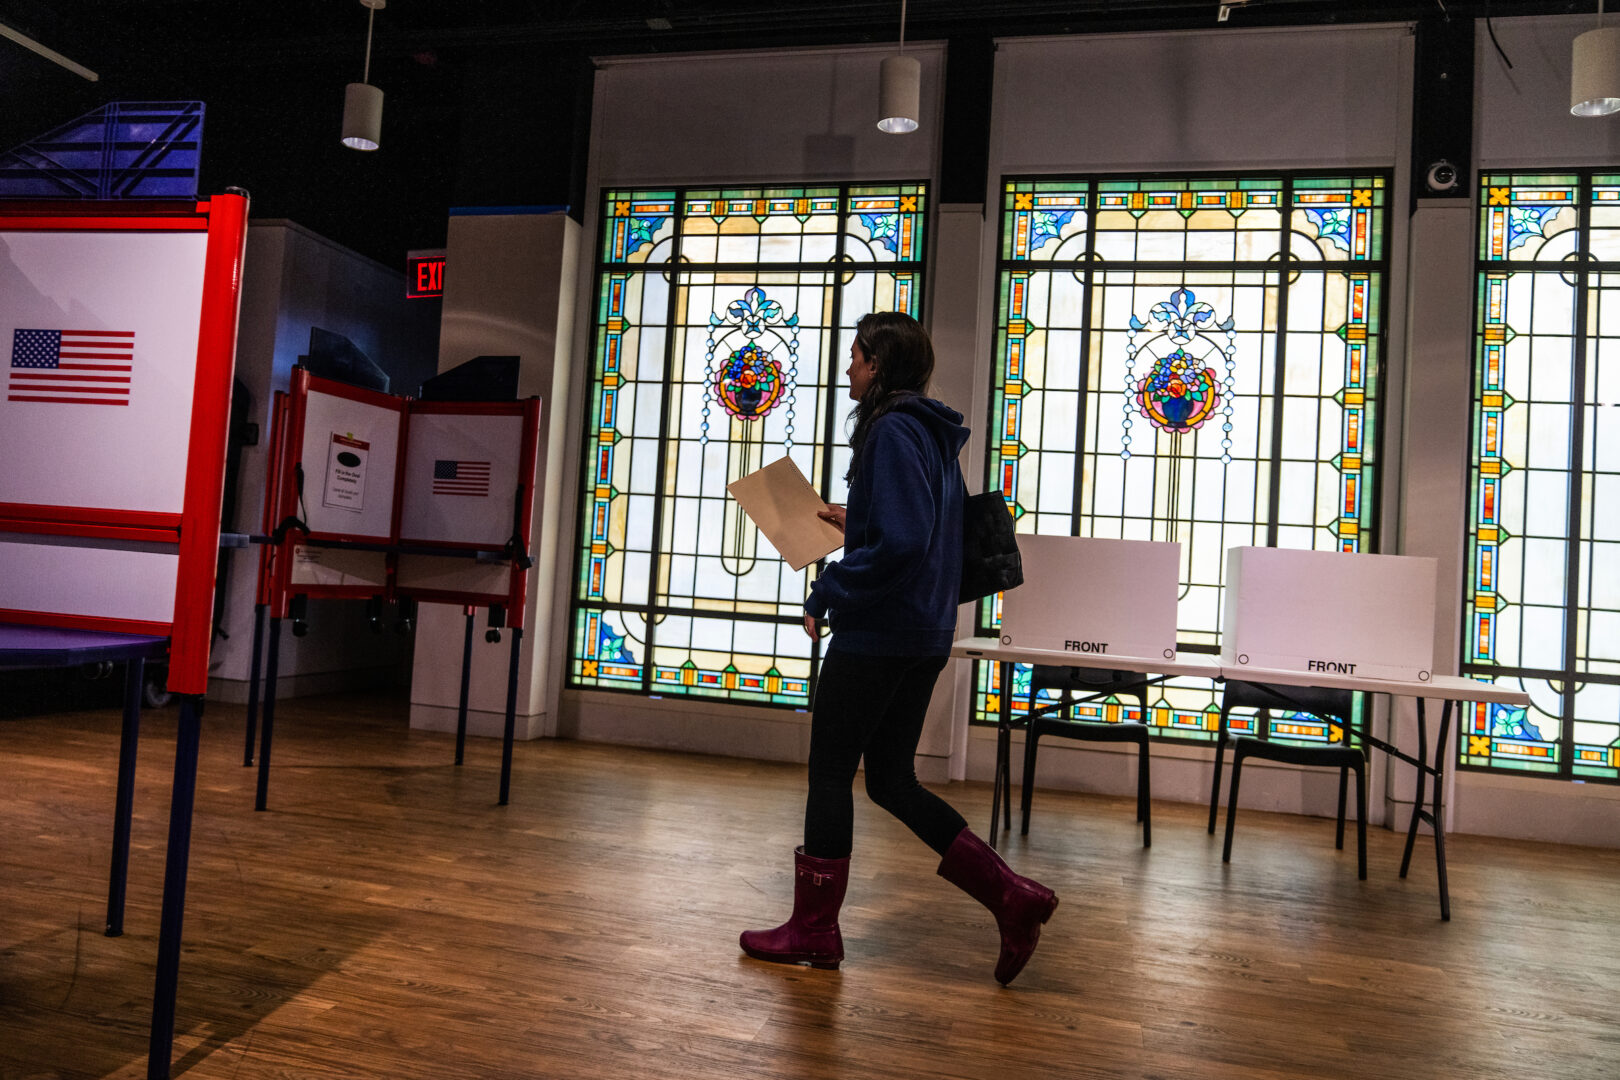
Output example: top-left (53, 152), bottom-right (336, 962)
top-left (1000, 535), bottom-right (1181, 661)
top-left (297, 388), bottom-right (403, 541)
top-left (397, 411), bottom-right (525, 547)
top-left (1220, 546), bottom-right (1438, 682)
top-left (0, 539), bottom-right (178, 627)
top-left (0, 229), bottom-right (207, 515)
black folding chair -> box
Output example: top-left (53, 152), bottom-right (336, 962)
top-left (1209, 679), bottom-right (1366, 879)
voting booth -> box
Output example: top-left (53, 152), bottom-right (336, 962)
top-left (1220, 546), bottom-right (1438, 682)
top-left (0, 196), bottom-right (250, 1079)
top-left (999, 536), bottom-right (1181, 662)
top-left (249, 368), bottom-right (542, 807)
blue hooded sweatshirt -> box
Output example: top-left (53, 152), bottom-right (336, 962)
top-left (804, 395), bottom-right (969, 656)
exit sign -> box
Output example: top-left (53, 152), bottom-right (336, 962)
top-left (407, 249), bottom-right (445, 298)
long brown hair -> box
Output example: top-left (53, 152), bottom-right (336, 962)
top-left (846, 311), bottom-right (934, 481)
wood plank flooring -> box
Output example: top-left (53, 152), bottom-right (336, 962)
top-left (1, 690), bottom-right (1617, 1080)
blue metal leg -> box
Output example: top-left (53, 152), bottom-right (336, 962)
top-left (498, 627), bottom-right (522, 805)
top-left (146, 694), bottom-right (203, 1080)
top-left (106, 656), bottom-right (144, 937)
top-left (243, 603), bottom-right (266, 766)
top-left (255, 618), bottom-right (281, 811)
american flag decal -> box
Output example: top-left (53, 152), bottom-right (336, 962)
top-left (432, 459), bottom-right (491, 497)
top-left (9, 329), bottom-right (135, 406)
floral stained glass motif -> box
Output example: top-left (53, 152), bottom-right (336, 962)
top-left (1462, 173), bottom-right (1620, 782)
top-left (574, 185), bottom-right (926, 708)
top-left (979, 175), bottom-right (1387, 738)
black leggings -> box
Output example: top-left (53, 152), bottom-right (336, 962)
top-left (803, 648), bottom-right (968, 860)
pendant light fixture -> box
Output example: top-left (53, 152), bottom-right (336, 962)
top-left (878, 0), bottom-right (920, 134)
top-left (1572, 0), bottom-right (1620, 117)
top-left (341, 0), bottom-right (386, 150)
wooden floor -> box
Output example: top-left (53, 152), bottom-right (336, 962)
top-left (2, 692), bottom-right (1617, 1080)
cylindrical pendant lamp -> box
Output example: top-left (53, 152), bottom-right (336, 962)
top-left (342, 82), bottom-right (384, 150)
top-left (878, 54), bottom-right (920, 134)
top-left (1571, 25), bottom-right (1620, 117)
top-left (341, 0), bottom-right (386, 150)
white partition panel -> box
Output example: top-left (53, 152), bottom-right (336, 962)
top-left (0, 230), bottom-right (207, 514)
top-left (298, 389), bottom-right (402, 540)
top-left (288, 546), bottom-right (389, 589)
top-left (1001, 535), bottom-right (1181, 661)
top-left (398, 412), bottom-right (525, 547)
top-left (0, 539), bottom-right (178, 624)
top-left (396, 554), bottom-right (512, 596)
top-left (1221, 546), bottom-right (1437, 682)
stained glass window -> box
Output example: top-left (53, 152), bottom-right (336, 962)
top-left (1461, 172), bottom-right (1620, 783)
top-left (979, 174), bottom-right (1389, 738)
top-left (570, 185), bottom-right (927, 707)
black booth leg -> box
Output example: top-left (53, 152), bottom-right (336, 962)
top-left (107, 656), bottom-right (144, 937)
top-left (1138, 734), bottom-right (1152, 848)
top-left (1356, 760), bottom-right (1368, 881)
top-left (147, 694), bottom-right (203, 1080)
top-left (989, 721), bottom-right (1008, 847)
top-left (1208, 725), bottom-right (1228, 835)
top-left (1001, 726), bottom-right (1013, 835)
top-left (1222, 749), bottom-right (1244, 863)
top-left (1434, 701), bottom-right (1453, 920)
top-left (989, 661), bottom-right (1013, 848)
top-left (498, 627), bottom-right (522, 806)
top-left (1400, 698), bottom-right (1430, 879)
top-left (1336, 767), bottom-right (1349, 851)
top-left (1020, 728), bottom-right (1039, 836)
top-left (456, 609), bottom-right (474, 766)
top-left (255, 618), bottom-right (282, 812)
top-left (243, 602), bottom-right (266, 766)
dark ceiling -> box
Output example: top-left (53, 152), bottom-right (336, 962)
top-left (0, 1), bottom-right (1589, 265)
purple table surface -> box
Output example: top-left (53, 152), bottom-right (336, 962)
top-left (0, 624), bottom-right (169, 669)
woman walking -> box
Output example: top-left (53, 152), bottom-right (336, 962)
top-left (739, 311), bottom-right (1057, 986)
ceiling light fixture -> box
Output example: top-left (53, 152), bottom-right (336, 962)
top-left (878, 0), bottom-right (920, 134)
top-left (0, 19), bottom-right (98, 80)
top-left (1572, 0), bottom-right (1620, 117)
top-left (341, 0), bottom-right (386, 150)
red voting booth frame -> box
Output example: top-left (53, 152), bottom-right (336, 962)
top-left (0, 197), bottom-right (249, 1080)
top-left (245, 368), bottom-right (541, 810)
top-left (0, 198), bottom-right (247, 692)
top-left (261, 371), bottom-right (539, 623)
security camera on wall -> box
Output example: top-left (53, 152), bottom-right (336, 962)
top-left (1424, 159), bottom-right (1460, 194)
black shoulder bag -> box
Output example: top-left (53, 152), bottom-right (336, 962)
top-left (958, 476), bottom-right (1022, 604)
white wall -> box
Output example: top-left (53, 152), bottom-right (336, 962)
top-left (409, 211), bottom-right (579, 741)
top-left (537, 21), bottom-right (1620, 849)
top-left (207, 220), bottom-right (439, 702)
top-left (1443, 14), bottom-right (1620, 847)
top-left (990, 25), bottom-right (1411, 173)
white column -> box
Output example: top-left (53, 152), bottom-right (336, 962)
top-left (923, 203), bottom-right (989, 783)
top-left (1391, 198), bottom-right (1474, 832)
top-left (409, 212), bottom-right (580, 739)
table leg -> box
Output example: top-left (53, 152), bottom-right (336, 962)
top-left (498, 626), bottom-right (522, 806)
top-left (146, 694), bottom-right (202, 1080)
top-left (989, 660), bottom-right (1012, 848)
top-left (1399, 696), bottom-right (1429, 879)
top-left (106, 656), bottom-right (144, 937)
top-left (243, 603), bottom-right (266, 767)
top-left (455, 609), bottom-right (474, 766)
top-left (1433, 700), bottom-right (1453, 921)
top-left (255, 618), bottom-right (281, 812)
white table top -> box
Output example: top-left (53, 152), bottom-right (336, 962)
top-left (951, 636), bottom-right (1531, 707)
top-left (950, 636), bottom-right (1223, 679)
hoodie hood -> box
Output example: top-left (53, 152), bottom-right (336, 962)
top-left (888, 393), bottom-right (970, 457)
